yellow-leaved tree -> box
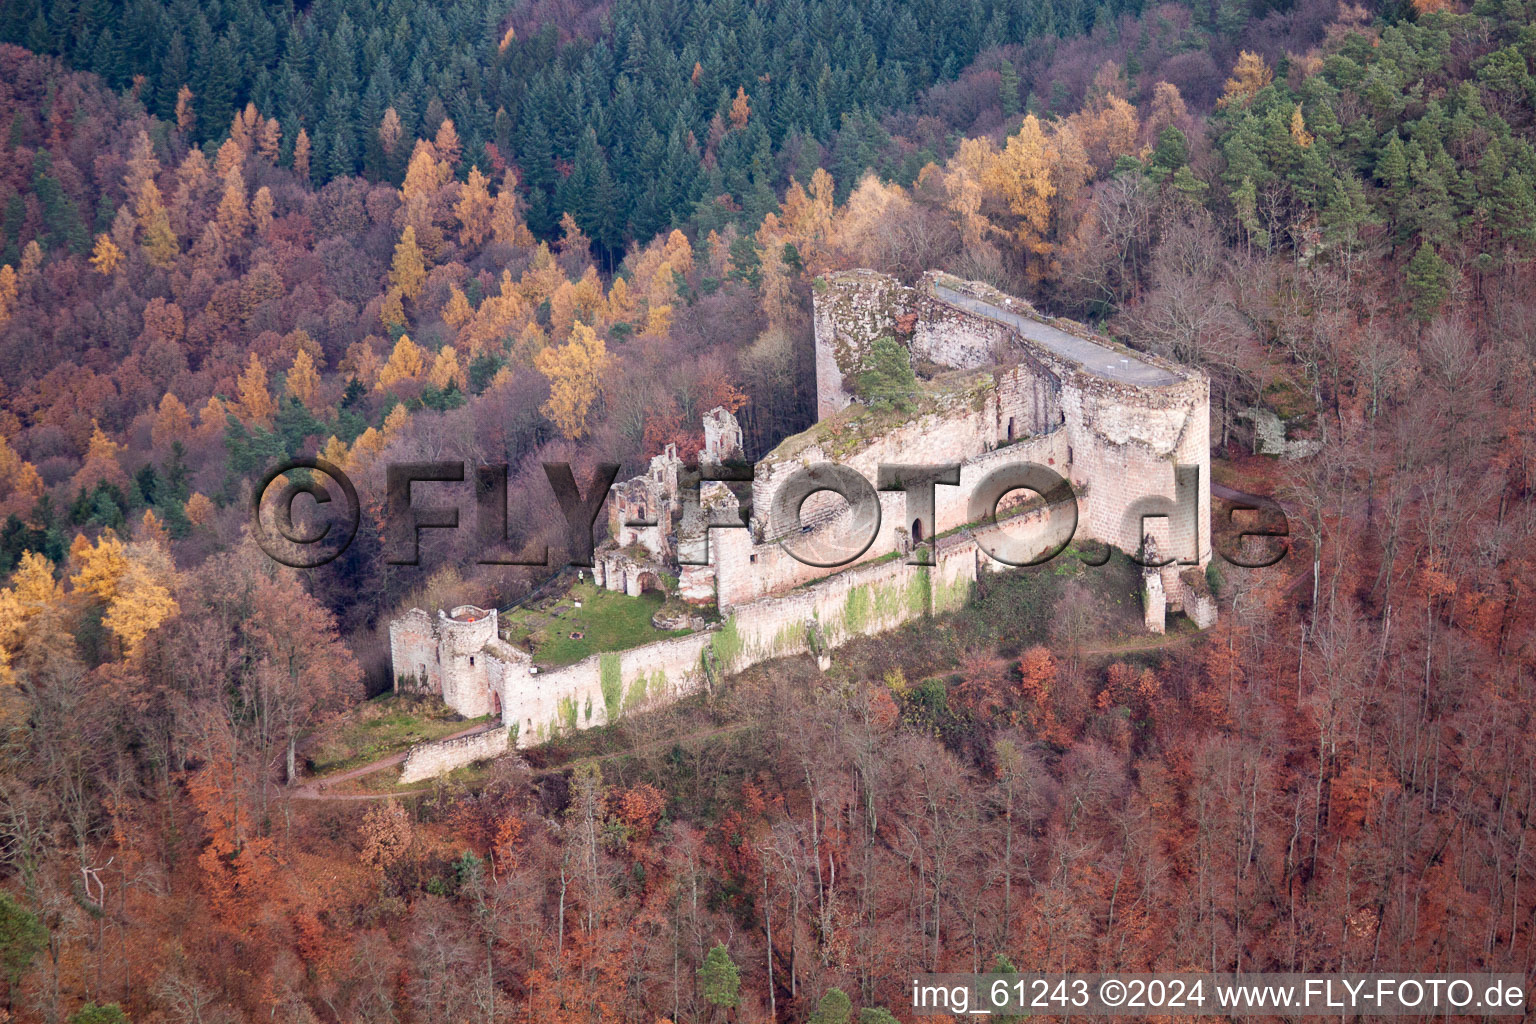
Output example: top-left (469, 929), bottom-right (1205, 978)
top-left (0, 264), bottom-right (16, 326)
top-left (150, 393), bottom-right (193, 449)
top-left (379, 288), bottom-right (407, 333)
top-left (236, 352), bottom-right (276, 425)
top-left (400, 140), bottom-right (451, 237)
top-left (984, 114), bottom-right (1058, 259)
top-left (377, 335), bottom-right (427, 390)
top-left (346, 428), bottom-right (388, 472)
top-left (433, 119), bottom-right (463, 168)
top-left (70, 533), bottom-right (130, 602)
top-left (428, 346), bottom-right (466, 392)
top-left (0, 551), bottom-right (62, 686)
top-left (1220, 51), bottom-right (1273, 109)
top-left (293, 127), bottom-right (312, 179)
top-left (442, 286), bottom-right (472, 328)
top-left (215, 165), bottom-right (250, 240)
top-left (390, 226), bottom-right (427, 299)
top-left (287, 349), bottom-right (322, 411)
top-left (942, 137), bottom-right (999, 256)
top-left (729, 87), bottom-right (751, 130)
top-left (184, 492), bottom-right (215, 528)
top-left (535, 321), bottom-right (610, 439)
top-left (102, 541), bottom-right (179, 657)
top-left (90, 234), bottom-right (124, 275)
top-left (548, 267), bottom-right (607, 339)
top-left (319, 436), bottom-right (349, 468)
top-left (455, 167), bottom-right (494, 246)
top-left (1290, 105), bottom-right (1313, 147)
top-left (71, 421), bottom-right (130, 494)
top-left (0, 434), bottom-right (44, 518)
top-left (379, 108), bottom-right (403, 157)
top-left (136, 182), bottom-right (179, 269)
top-left (490, 172), bottom-right (534, 247)
top-left (251, 186), bottom-right (275, 235)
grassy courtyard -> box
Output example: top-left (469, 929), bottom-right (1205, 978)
top-left (500, 581), bottom-right (695, 668)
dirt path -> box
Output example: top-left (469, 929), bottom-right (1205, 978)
top-left (289, 722), bottom-right (495, 801)
top-left (1212, 480), bottom-right (1292, 508)
top-left (1079, 629), bottom-right (1207, 657)
top-left (286, 719), bottom-right (751, 801)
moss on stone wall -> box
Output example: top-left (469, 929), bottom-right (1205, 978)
top-left (709, 616), bottom-right (743, 673)
top-left (623, 674), bottom-right (648, 711)
top-left (903, 568), bottom-right (927, 617)
top-left (843, 585), bottom-right (872, 635)
top-left (932, 573), bottom-right (973, 614)
top-left (600, 653), bottom-right (622, 722)
top-left (769, 619), bottom-right (807, 656)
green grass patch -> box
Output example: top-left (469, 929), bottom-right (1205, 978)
top-left (501, 581), bottom-right (694, 668)
top-left (708, 615), bottom-right (743, 673)
top-left (306, 693), bottom-right (485, 777)
top-left (844, 584), bottom-right (872, 634)
top-left (600, 652), bottom-right (622, 721)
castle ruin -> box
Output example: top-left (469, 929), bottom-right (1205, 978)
top-left (389, 270), bottom-right (1215, 775)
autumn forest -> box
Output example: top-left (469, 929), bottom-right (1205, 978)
top-left (0, 0), bottom-right (1534, 1017)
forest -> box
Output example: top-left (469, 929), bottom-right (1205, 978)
top-left (0, 0), bottom-right (1534, 1015)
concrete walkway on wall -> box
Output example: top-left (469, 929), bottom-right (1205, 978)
top-left (932, 283), bottom-right (1179, 387)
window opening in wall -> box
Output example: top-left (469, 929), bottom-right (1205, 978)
top-left (470, 656), bottom-right (475, 666)
top-left (1007, 417), bottom-right (1015, 440)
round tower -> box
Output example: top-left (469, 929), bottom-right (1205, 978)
top-left (436, 605), bottom-right (499, 716)
top-left (437, 605), bottom-right (497, 657)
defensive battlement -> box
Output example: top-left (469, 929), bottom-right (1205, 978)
top-left (391, 269), bottom-right (1216, 776)
top-left (917, 272), bottom-right (1189, 388)
top-left (813, 269), bottom-right (1203, 423)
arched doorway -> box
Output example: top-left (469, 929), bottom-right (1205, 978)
top-left (637, 571), bottom-right (664, 595)
top-left (911, 519), bottom-right (924, 543)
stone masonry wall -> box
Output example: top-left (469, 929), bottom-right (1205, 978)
top-left (398, 267), bottom-right (1213, 779)
top-left (501, 631), bottom-right (716, 746)
top-left (390, 609), bottom-right (443, 696)
top-left (402, 490), bottom-right (1081, 778)
top-left (909, 291), bottom-right (1015, 370)
top-left (498, 501), bottom-right (1076, 755)
top-left (813, 271), bottom-right (916, 419)
top-left (436, 608), bottom-right (500, 718)
top-left (1060, 373), bottom-right (1211, 603)
top-left (716, 424), bottom-right (1069, 610)
top-left (399, 726), bottom-right (510, 784)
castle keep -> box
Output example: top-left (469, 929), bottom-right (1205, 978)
top-left (390, 270), bottom-right (1215, 776)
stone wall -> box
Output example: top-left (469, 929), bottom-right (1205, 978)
top-left (808, 269), bottom-right (1212, 607)
top-left (813, 271), bottom-right (916, 419)
top-left (716, 379), bottom-right (1070, 610)
top-left (494, 498), bottom-right (1078, 749)
top-left (399, 726), bottom-right (510, 784)
top-left (436, 607), bottom-right (501, 718)
top-left (390, 608), bottom-right (443, 696)
top-left (501, 631), bottom-right (715, 745)
top-left (1059, 374), bottom-right (1210, 604)
top-left (395, 266), bottom-right (1215, 769)
top-left (1178, 568), bottom-right (1218, 629)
